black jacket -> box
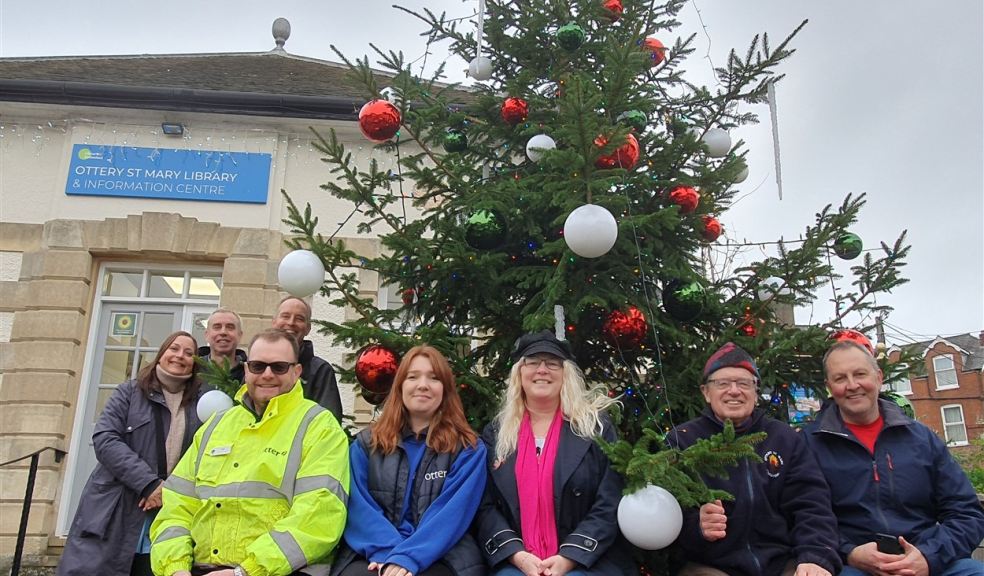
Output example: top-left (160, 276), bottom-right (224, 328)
top-left (475, 417), bottom-right (634, 575)
top-left (197, 345), bottom-right (247, 383)
top-left (298, 340), bottom-right (343, 423)
top-left (668, 408), bottom-right (841, 576)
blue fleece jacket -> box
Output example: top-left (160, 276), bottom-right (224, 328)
top-left (343, 435), bottom-right (487, 574)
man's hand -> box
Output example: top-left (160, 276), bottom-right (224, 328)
top-left (170, 572), bottom-right (192, 576)
top-left (879, 536), bottom-right (929, 576)
top-left (793, 562), bottom-right (831, 576)
top-left (540, 554), bottom-right (577, 576)
top-left (847, 542), bottom-right (906, 576)
top-left (203, 570), bottom-right (235, 576)
top-left (699, 499), bottom-right (727, 541)
top-left (509, 550), bottom-right (543, 576)
top-left (138, 480), bottom-right (164, 511)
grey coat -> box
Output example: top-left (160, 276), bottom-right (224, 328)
top-left (57, 379), bottom-right (204, 576)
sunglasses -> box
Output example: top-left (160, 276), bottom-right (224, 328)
top-left (245, 361), bottom-right (296, 375)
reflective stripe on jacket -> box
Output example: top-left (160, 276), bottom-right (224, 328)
top-left (150, 382), bottom-right (350, 576)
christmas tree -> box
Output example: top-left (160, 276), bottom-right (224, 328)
top-left (282, 0), bottom-right (909, 520)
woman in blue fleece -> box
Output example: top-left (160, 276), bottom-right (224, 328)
top-left (332, 345), bottom-right (487, 576)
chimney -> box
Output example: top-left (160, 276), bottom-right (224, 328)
top-left (979, 330), bottom-right (984, 346)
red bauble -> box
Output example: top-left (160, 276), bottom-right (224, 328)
top-left (642, 36), bottom-right (667, 66)
top-left (594, 133), bottom-right (640, 169)
top-left (358, 100), bottom-right (401, 142)
top-left (602, 0), bottom-right (623, 21)
top-left (830, 328), bottom-right (875, 355)
top-left (740, 321), bottom-right (758, 337)
top-left (668, 186), bottom-right (700, 213)
top-left (401, 288), bottom-right (416, 305)
top-left (355, 344), bottom-right (400, 395)
top-left (700, 215), bottom-right (722, 242)
top-left (500, 97), bottom-right (529, 125)
top-left (603, 306), bottom-right (648, 348)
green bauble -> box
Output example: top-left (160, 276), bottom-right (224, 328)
top-left (617, 110), bottom-right (648, 132)
top-left (464, 209), bottom-right (507, 250)
top-left (662, 279), bottom-right (705, 322)
top-left (556, 22), bottom-right (586, 51)
top-left (443, 129), bottom-right (468, 153)
top-left (834, 232), bottom-right (863, 260)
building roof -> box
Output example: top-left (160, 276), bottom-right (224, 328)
top-left (896, 332), bottom-right (984, 372)
top-left (0, 52), bottom-right (366, 98)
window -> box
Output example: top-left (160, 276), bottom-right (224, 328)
top-left (932, 355), bottom-right (958, 390)
top-left (888, 378), bottom-right (912, 395)
top-left (941, 405), bottom-right (968, 446)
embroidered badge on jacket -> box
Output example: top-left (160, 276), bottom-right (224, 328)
top-left (763, 450), bottom-right (784, 478)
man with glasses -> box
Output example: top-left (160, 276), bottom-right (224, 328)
top-left (151, 328), bottom-right (349, 576)
top-left (668, 342), bottom-right (841, 576)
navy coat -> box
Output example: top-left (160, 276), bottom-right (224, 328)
top-left (475, 417), bottom-right (634, 575)
top-left (57, 379), bottom-right (204, 576)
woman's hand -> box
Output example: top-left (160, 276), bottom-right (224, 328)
top-left (540, 554), bottom-right (577, 576)
top-left (509, 550), bottom-right (542, 576)
top-left (138, 480), bottom-right (164, 511)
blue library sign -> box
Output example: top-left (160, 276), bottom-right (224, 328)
top-left (66, 145), bottom-right (272, 204)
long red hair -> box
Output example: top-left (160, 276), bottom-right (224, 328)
top-left (370, 345), bottom-right (477, 455)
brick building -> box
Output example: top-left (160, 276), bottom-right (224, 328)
top-left (888, 332), bottom-right (984, 449)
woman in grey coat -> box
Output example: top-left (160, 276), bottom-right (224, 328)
top-left (58, 331), bottom-right (206, 576)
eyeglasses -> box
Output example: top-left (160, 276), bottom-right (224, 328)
top-left (522, 357), bottom-right (564, 371)
top-left (705, 378), bottom-right (757, 391)
top-left (245, 361), bottom-right (296, 375)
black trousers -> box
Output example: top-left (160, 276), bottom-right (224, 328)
top-left (130, 554), bottom-right (153, 576)
top-left (337, 558), bottom-right (455, 576)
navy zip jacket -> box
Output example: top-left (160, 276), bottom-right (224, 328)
top-left (668, 408), bottom-right (841, 576)
top-left (805, 399), bottom-right (984, 575)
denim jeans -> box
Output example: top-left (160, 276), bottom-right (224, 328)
top-left (839, 558), bottom-right (984, 576)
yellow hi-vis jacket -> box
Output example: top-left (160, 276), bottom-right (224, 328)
top-left (150, 382), bottom-right (349, 576)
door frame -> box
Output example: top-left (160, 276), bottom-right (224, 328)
top-left (56, 261), bottom-right (222, 535)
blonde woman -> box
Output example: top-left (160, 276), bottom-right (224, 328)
top-left (476, 331), bottom-right (632, 576)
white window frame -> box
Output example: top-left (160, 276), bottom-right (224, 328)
top-left (940, 404), bottom-right (969, 446)
top-left (889, 378), bottom-right (913, 395)
top-left (932, 355), bottom-right (958, 390)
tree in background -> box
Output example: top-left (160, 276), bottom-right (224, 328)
top-left (282, 0), bottom-right (909, 522)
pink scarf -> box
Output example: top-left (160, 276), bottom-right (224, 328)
top-left (516, 409), bottom-right (563, 558)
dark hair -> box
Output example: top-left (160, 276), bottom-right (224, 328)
top-left (248, 328), bottom-right (300, 361)
top-left (137, 331), bottom-right (201, 406)
top-left (370, 345), bottom-right (477, 455)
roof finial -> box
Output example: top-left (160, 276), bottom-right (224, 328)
top-left (272, 18), bottom-right (291, 52)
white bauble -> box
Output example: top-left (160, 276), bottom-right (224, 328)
top-left (701, 128), bottom-right (732, 158)
top-left (757, 276), bottom-right (791, 300)
top-left (563, 204), bottom-right (618, 258)
top-left (734, 165), bottom-right (749, 183)
top-left (617, 484), bottom-right (683, 550)
top-left (196, 389), bottom-right (234, 423)
top-left (525, 134), bottom-right (556, 162)
top-left (278, 249), bottom-right (325, 298)
top-left (468, 56), bottom-right (493, 81)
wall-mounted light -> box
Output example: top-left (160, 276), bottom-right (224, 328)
top-left (161, 122), bottom-right (184, 136)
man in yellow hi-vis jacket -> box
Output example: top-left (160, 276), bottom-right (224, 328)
top-left (151, 328), bottom-right (349, 576)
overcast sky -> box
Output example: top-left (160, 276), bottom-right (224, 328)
top-left (1, 0), bottom-right (981, 346)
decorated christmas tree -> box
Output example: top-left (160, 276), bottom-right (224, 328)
top-left (280, 0), bottom-right (910, 552)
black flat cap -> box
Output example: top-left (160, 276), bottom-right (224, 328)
top-left (510, 330), bottom-right (575, 363)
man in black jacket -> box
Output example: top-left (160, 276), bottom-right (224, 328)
top-left (272, 296), bottom-right (343, 423)
top-left (668, 342), bottom-right (841, 576)
top-left (198, 308), bottom-right (247, 382)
